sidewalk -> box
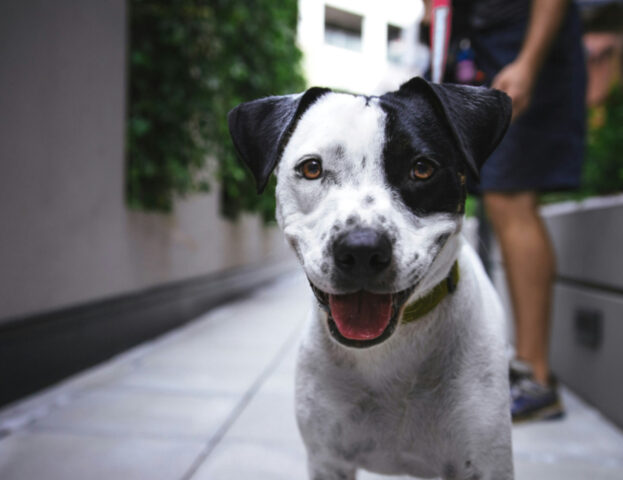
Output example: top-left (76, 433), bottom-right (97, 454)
top-left (1, 272), bottom-right (622, 480)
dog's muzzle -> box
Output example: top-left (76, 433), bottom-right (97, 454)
top-left (308, 227), bottom-right (416, 348)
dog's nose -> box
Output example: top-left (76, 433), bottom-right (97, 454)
top-left (333, 228), bottom-right (392, 276)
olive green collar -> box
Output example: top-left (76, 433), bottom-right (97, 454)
top-left (401, 261), bottom-right (459, 324)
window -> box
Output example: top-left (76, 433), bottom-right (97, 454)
top-left (387, 24), bottom-right (404, 63)
top-left (324, 5), bottom-right (363, 51)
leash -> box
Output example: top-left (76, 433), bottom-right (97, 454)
top-left (401, 261), bottom-right (459, 324)
top-left (430, 0), bottom-right (453, 83)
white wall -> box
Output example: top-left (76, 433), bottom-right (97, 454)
top-left (298, 0), bottom-right (427, 94)
top-left (0, 0), bottom-right (294, 322)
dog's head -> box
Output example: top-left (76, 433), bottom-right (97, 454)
top-left (228, 77), bottom-right (511, 348)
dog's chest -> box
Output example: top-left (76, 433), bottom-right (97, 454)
top-left (296, 356), bottom-right (454, 476)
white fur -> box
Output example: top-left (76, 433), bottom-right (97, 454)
top-left (273, 93), bottom-right (513, 479)
top-left (277, 94), bottom-right (460, 297)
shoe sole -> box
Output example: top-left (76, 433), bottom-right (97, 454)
top-left (512, 400), bottom-right (565, 424)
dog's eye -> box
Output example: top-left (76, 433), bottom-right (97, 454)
top-left (410, 160), bottom-right (435, 180)
top-left (298, 158), bottom-right (323, 180)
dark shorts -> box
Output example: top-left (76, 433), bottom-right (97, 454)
top-left (469, 5), bottom-right (587, 193)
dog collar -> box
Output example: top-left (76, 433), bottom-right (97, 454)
top-left (401, 261), bottom-right (459, 324)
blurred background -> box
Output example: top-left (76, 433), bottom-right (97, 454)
top-left (0, 0), bottom-right (622, 479)
top-left (0, 0), bottom-right (429, 409)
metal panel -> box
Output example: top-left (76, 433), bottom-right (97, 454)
top-left (550, 282), bottom-right (623, 428)
top-left (543, 196), bottom-right (623, 292)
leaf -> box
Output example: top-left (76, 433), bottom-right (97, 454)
top-left (126, 0), bottom-right (305, 218)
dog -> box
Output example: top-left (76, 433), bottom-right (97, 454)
top-left (228, 77), bottom-right (514, 480)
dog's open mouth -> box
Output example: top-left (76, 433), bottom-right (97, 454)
top-left (309, 283), bottom-right (417, 348)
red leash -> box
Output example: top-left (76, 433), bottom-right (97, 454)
top-left (430, 0), bottom-right (452, 83)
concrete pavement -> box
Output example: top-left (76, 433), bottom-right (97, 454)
top-left (1, 272), bottom-right (622, 479)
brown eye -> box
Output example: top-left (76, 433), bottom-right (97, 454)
top-left (299, 158), bottom-right (323, 180)
top-left (410, 160), bottom-right (435, 180)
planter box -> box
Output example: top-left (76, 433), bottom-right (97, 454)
top-left (491, 194), bottom-right (623, 428)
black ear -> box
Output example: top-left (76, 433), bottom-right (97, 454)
top-left (227, 87), bottom-right (331, 193)
top-left (391, 77), bottom-right (512, 178)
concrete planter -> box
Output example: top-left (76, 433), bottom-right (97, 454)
top-left (492, 194), bottom-right (623, 428)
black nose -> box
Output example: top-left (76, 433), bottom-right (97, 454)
top-left (333, 228), bottom-right (392, 277)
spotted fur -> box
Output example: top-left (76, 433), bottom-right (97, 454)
top-left (228, 77), bottom-right (514, 479)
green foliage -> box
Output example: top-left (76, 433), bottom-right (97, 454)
top-left (540, 85), bottom-right (623, 206)
top-left (583, 85), bottom-right (623, 195)
top-left (127, 0), bottom-right (305, 219)
top-left (464, 195), bottom-right (478, 217)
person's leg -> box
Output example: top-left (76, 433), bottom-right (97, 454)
top-left (483, 191), bottom-right (554, 386)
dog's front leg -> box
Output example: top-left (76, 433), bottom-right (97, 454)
top-left (307, 456), bottom-right (356, 480)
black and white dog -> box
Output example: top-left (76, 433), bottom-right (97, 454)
top-left (228, 77), bottom-right (514, 480)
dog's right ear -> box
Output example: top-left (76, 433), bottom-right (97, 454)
top-left (227, 87), bottom-right (331, 193)
top-left (387, 77), bottom-right (512, 179)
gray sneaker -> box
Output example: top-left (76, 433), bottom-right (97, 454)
top-left (509, 359), bottom-right (565, 423)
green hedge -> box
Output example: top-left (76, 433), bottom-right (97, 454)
top-left (539, 85), bottom-right (623, 206)
top-left (127, 0), bottom-right (305, 220)
top-left (584, 85), bottom-right (623, 195)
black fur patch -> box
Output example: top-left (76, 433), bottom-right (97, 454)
top-left (228, 87), bottom-right (330, 193)
top-left (379, 94), bottom-right (465, 215)
top-left (378, 78), bottom-right (511, 216)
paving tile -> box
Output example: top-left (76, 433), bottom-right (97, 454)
top-left (112, 341), bottom-right (280, 399)
top-left (515, 457), bottom-right (623, 480)
top-left (136, 338), bottom-right (277, 369)
top-left (110, 363), bottom-right (261, 397)
top-left (183, 281), bottom-right (311, 348)
top-left (215, 330), bottom-right (300, 441)
top-left (273, 336), bottom-right (302, 377)
top-left (30, 389), bottom-right (238, 441)
top-left (190, 439), bottom-right (308, 480)
top-left (0, 361), bottom-right (137, 435)
top-left (0, 430), bottom-right (203, 480)
top-left (114, 321), bottom-right (301, 400)
top-left (514, 391), bottom-right (623, 458)
top-left (225, 374), bottom-right (300, 444)
top-left (513, 419), bottom-right (623, 464)
top-left (131, 294), bottom-right (306, 375)
top-left (352, 459), bottom-right (623, 480)
top-left (172, 311), bottom-right (295, 351)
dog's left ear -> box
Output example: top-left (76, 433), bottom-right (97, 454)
top-left (228, 87), bottom-right (331, 193)
top-left (389, 77), bottom-right (512, 178)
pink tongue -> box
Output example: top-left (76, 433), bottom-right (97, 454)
top-left (329, 292), bottom-right (393, 341)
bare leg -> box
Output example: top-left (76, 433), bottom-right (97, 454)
top-left (483, 191), bottom-right (554, 385)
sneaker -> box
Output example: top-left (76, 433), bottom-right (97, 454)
top-left (509, 358), bottom-right (533, 384)
top-left (509, 360), bottom-right (565, 423)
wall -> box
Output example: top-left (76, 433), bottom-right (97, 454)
top-left (298, 0), bottom-right (426, 94)
top-left (0, 0), bottom-right (294, 323)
